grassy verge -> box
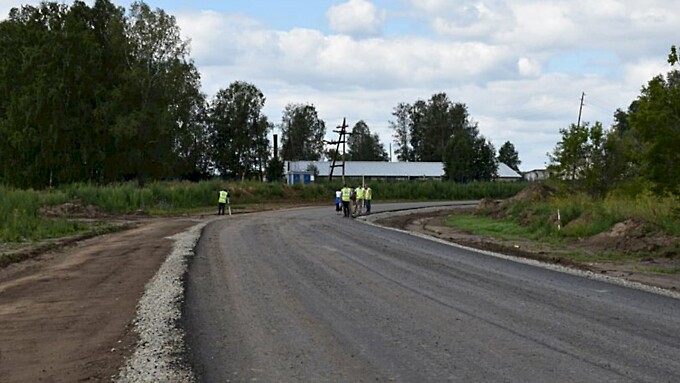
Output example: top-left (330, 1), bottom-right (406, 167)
top-left (445, 214), bottom-right (544, 242)
top-left (1, 180), bottom-right (527, 246)
top-left (0, 222), bottom-right (130, 268)
top-left (446, 187), bottom-right (680, 265)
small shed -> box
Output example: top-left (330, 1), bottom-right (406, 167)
top-left (287, 170), bottom-right (315, 185)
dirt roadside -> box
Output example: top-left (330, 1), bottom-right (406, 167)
top-left (0, 217), bottom-right (201, 383)
top-left (375, 208), bottom-right (680, 292)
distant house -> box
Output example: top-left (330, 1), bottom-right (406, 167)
top-left (284, 161), bottom-right (522, 183)
top-left (523, 169), bottom-right (549, 182)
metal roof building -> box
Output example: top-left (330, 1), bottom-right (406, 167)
top-left (285, 161), bottom-right (522, 182)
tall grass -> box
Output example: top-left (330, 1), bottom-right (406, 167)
top-left (368, 180), bottom-right (526, 201)
top-left (0, 185), bottom-right (90, 242)
top-left (472, 189), bottom-right (680, 241)
top-left (1, 179), bottom-right (527, 244)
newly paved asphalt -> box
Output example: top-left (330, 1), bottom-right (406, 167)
top-left (184, 203), bottom-right (680, 382)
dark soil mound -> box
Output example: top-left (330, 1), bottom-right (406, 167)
top-left (507, 182), bottom-right (556, 203)
top-left (476, 183), bottom-right (556, 219)
top-left (581, 219), bottom-right (678, 256)
top-left (39, 200), bottom-right (105, 218)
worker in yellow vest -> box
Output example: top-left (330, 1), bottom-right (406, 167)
top-left (218, 188), bottom-right (230, 215)
top-left (355, 185), bottom-right (364, 215)
top-left (341, 183), bottom-right (352, 217)
top-left (364, 184), bottom-right (372, 214)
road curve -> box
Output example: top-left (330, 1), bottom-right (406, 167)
top-left (184, 203), bottom-right (680, 382)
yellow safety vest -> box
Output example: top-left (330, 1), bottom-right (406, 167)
top-left (356, 187), bottom-right (364, 199)
top-left (365, 188), bottom-right (372, 200)
top-left (218, 190), bottom-right (228, 203)
top-left (341, 187), bottom-right (351, 202)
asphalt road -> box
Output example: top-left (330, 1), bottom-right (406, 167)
top-left (184, 203), bottom-right (680, 382)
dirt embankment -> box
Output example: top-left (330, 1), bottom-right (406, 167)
top-left (376, 186), bottom-right (680, 292)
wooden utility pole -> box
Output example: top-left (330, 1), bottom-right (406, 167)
top-left (325, 118), bottom-right (351, 183)
top-left (577, 92), bottom-right (585, 127)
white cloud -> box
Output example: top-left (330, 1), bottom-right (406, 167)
top-left (429, 2), bottom-right (510, 40)
top-left (501, 2), bottom-right (579, 50)
top-left (517, 57), bottom-right (542, 77)
top-left (326, 0), bottom-right (386, 37)
top-left (623, 58), bottom-right (670, 93)
top-left (178, 9), bottom-right (509, 91)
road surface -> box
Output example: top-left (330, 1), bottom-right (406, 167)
top-left (184, 203), bottom-right (680, 382)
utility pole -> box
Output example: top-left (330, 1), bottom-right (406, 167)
top-left (577, 92), bottom-right (585, 127)
top-left (325, 118), bottom-right (351, 183)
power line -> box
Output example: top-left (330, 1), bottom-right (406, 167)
top-left (577, 92), bottom-right (585, 127)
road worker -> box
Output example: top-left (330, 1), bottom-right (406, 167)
top-left (335, 188), bottom-right (342, 215)
top-left (355, 185), bottom-right (364, 215)
top-left (218, 188), bottom-right (229, 215)
top-left (364, 184), bottom-right (372, 214)
top-left (341, 183), bottom-right (352, 217)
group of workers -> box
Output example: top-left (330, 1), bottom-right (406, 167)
top-left (218, 184), bottom-right (372, 218)
top-left (336, 183), bottom-right (372, 218)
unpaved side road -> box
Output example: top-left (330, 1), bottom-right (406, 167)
top-left (184, 205), bottom-right (680, 382)
top-left (0, 217), bottom-right (200, 382)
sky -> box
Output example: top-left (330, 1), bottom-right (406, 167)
top-left (1, 0), bottom-right (677, 171)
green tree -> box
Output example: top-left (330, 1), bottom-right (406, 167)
top-left (0, 1), bottom-right (207, 188)
top-left (549, 121), bottom-right (621, 198)
top-left (389, 102), bottom-right (413, 161)
top-left (629, 68), bottom-right (680, 196)
top-left (390, 94), bottom-right (476, 163)
top-left (0, 1), bottom-right (130, 187)
top-left (173, 96), bottom-right (212, 181)
top-left (280, 103), bottom-right (326, 161)
top-left (474, 137), bottom-right (498, 181)
top-left (0, 3), bottom-right (72, 187)
top-left (548, 123), bottom-right (590, 180)
top-left (409, 100), bottom-right (427, 161)
top-left (497, 141), bottom-right (521, 172)
top-left (443, 132), bottom-right (497, 182)
top-left (420, 93), bottom-right (468, 162)
top-left (209, 81), bottom-right (271, 180)
top-left (598, 103), bottom-right (643, 194)
top-left (114, 1), bottom-right (203, 186)
top-left (581, 122), bottom-right (607, 197)
top-left (265, 156), bottom-right (284, 182)
top-left (347, 120), bottom-right (388, 161)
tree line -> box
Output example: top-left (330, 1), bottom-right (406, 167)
top-left (389, 93), bottom-right (520, 182)
top-left (548, 46), bottom-right (680, 199)
top-left (0, 0), bottom-right (522, 189)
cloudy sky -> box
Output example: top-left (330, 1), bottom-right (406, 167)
top-left (2, 0), bottom-right (677, 170)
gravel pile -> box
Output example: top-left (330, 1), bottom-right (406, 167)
top-left (115, 218), bottom-right (216, 383)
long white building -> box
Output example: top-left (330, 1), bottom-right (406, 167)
top-left (285, 161), bottom-right (523, 184)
